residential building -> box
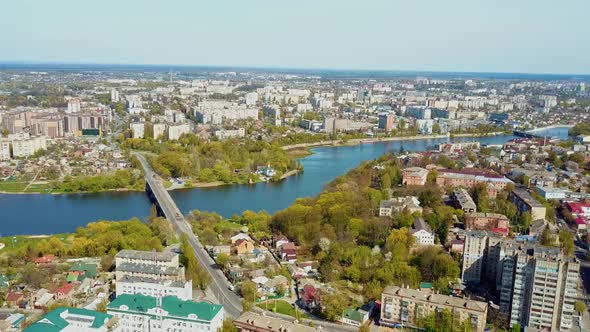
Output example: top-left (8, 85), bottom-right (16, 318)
top-left (379, 196), bottom-right (422, 217)
top-left (116, 275), bottom-right (193, 301)
top-left (168, 124), bottom-right (190, 140)
top-left (402, 167), bottom-right (428, 186)
top-left (510, 189), bottom-right (546, 221)
top-left (107, 294), bottom-right (224, 332)
top-left (234, 312), bottom-right (317, 332)
top-left (130, 122), bottom-right (145, 139)
top-left (411, 217), bottom-right (435, 245)
top-left (461, 231), bottom-right (505, 286)
top-left (214, 128), bottom-right (245, 140)
top-left (378, 113), bottom-right (395, 131)
top-left (24, 307), bottom-right (117, 332)
top-left (452, 188), bottom-right (477, 213)
top-left (67, 98), bottom-right (81, 113)
top-left (340, 305), bottom-right (371, 326)
top-left (7, 133), bottom-right (47, 158)
top-left (381, 286), bottom-right (488, 332)
top-left (436, 169), bottom-right (512, 198)
top-left (153, 123), bottom-right (166, 140)
top-left (464, 212), bottom-right (510, 231)
top-left (497, 245), bottom-right (580, 331)
top-left (535, 186), bottom-right (568, 200)
top-left (0, 140), bottom-right (10, 160)
top-left (115, 249), bottom-right (185, 281)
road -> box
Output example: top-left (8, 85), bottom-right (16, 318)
top-left (133, 152), bottom-right (243, 318)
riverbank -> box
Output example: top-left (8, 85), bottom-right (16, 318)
top-left (526, 124), bottom-right (573, 132)
top-left (281, 131), bottom-right (506, 150)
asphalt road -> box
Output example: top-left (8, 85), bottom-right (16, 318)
top-left (133, 153), bottom-right (243, 318)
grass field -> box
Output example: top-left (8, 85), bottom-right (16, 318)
top-left (0, 234), bottom-right (70, 254)
top-left (0, 180), bottom-right (52, 193)
top-left (256, 300), bottom-right (308, 319)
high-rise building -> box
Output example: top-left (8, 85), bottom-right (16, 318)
top-left (0, 140), bottom-right (10, 160)
top-left (111, 89), bottom-right (120, 102)
top-left (378, 113), bottom-right (395, 131)
top-left (67, 98), bottom-right (81, 113)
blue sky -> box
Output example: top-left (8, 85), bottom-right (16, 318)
top-left (1, 0), bottom-right (589, 74)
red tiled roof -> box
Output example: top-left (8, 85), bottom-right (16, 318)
top-left (35, 254), bottom-right (55, 264)
top-left (438, 168), bottom-right (504, 179)
top-left (6, 292), bottom-right (23, 302)
top-left (281, 242), bottom-right (295, 250)
top-left (55, 283), bottom-right (74, 295)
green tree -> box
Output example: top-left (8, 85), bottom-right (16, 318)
top-left (96, 299), bottom-right (108, 313)
top-left (218, 319), bottom-right (238, 332)
top-left (321, 293), bottom-right (348, 321)
top-left (215, 253), bottom-right (230, 271)
top-left (540, 226), bottom-right (553, 246)
top-left (574, 301), bottom-right (587, 315)
top-left (180, 234), bottom-right (211, 290)
top-left (240, 281), bottom-right (257, 311)
top-left (472, 183), bottom-right (489, 213)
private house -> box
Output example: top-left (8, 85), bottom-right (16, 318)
top-left (54, 283), bottom-right (75, 300)
top-left (280, 242), bottom-right (297, 263)
top-left (5, 291), bottom-right (23, 307)
top-left (340, 305), bottom-right (372, 326)
top-left (35, 254), bottom-right (55, 266)
top-left (234, 239), bottom-right (255, 255)
top-left (273, 234), bottom-right (290, 249)
top-left (411, 217), bottom-right (435, 245)
top-left (231, 233), bottom-right (252, 244)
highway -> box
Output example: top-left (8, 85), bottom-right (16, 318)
top-left (133, 152), bottom-right (243, 318)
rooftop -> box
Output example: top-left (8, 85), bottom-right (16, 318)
top-left (382, 286), bottom-right (488, 313)
top-left (235, 311), bottom-right (317, 332)
top-left (115, 249), bottom-right (176, 262)
top-left (108, 294), bottom-right (222, 322)
top-left (24, 307), bottom-right (113, 332)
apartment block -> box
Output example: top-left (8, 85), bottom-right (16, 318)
top-left (464, 212), bottom-right (510, 231)
top-left (452, 188), bottom-right (477, 213)
top-left (510, 189), bottom-right (547, 221)
top-left (402, 167), bottom-right (428, 186)
top-left (115, 275), bottom-right (193, 301)
top-left (436, 169), bottom-right (512, 199)
top-left (381, 286), bottom-right (488, 331)
top-left (115, 249), bottom-right (185, 281)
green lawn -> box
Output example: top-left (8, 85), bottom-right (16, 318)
top-left (0, 234), bottom-right (70, 254)
top-left (0, 181), bottom-right (52, 193)
top-left (218, 220), bottom-right (243, 231)
top-left (256, 300), bottom-right (308, 319)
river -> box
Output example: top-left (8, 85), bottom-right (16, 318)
top-left (0, 126), bottom-right (571, 236)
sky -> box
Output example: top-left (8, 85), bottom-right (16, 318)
top-left (1, 0), bottom-right (589, 74)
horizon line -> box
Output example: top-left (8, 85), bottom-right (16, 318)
top-left (1, 60), bottom-right (590, 78)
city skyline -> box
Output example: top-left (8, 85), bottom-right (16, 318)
top-left (2, 0), bottom-right (589, 75)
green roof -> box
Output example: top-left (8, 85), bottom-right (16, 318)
top-left (69, 263), bottom-right (98, 279)
top-left (420, 282), bottom-right (433, 289)
top-left (24, 307), bottom-right (112, 332)
top-left (108, 294), bottom-right (222, 322)
top-left (342, 308), bottom-right (366, 323)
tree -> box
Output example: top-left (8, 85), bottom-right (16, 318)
top-left (216, 253), bottom-right (230, 271)
top-left (540, 226), bottom-right (553, 246)
top-left (511, 323), bottom-right (522, 332)
top-left (96, 299), bottom-right (108, 313)
top-left (472, 183), bottom-right (489, 213)
top-left (276, 283), bottom-right (286, 296)
top-left (218, 319), bottom-right (238, 332)
top-left (558, 230), bottom-right (574, 256)
top-left (180, 234), bottom-right (211, 290)
top-left (321, 293), bottom-right (347, 321)
top-left (100, 255), bottom-right (114, 272)
top-left (574, 301), bottom-right (587, 315)
top-left (240, 281), bottom-right (257, 311)
top-left (359, 323), bottom-right (371, 332)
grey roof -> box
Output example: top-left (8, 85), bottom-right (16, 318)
top-left (118, 275), bottom-right (187, 288)
top-left (116, 249), bottom-right (176, 262)
top-left (116, 262), bottom-right (183, 276)
top-left (412, 217), bottom-right (432, 233)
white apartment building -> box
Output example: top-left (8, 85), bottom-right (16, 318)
top-left (116, 276), bottom-right (193, 301)
top-left (214, 128), bottom-right (245, 140)
top-left (115, 249), bottom-right (185, 282)
top-left (168, 124), bottom-right (190, 140)
top-left (108, 294), bottom-right (224, 332)
top-left (153, 123), bottom-right (166, 140)
top-left (411, 217), bottom-right (434, 245)
top-left (67, 98), bottom-right (81, 113)
top-left (24, 307), bottom-right (118, 332)
top-left (10, 134), bottom-right (47, 158)
top-left (130, 122), bottom-right (145, 139)
top-left (245, 92), bottom-right (258, 105)
top-left (0, 140), bottom-right (10, 160)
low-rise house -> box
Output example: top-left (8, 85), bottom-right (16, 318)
top-left (35, 254), bottom-right (56, 265)
top-left (340, 305), bottom-right (372, 326)
top-left (208, 245), bottom-right (231, 256)
top-left (280, 242), bottom-right (297, 263)
top-left (273, 234), bottom-right (290, 249)
top-left (231, 233), bottom-right (252, 244)
top-left (0, 313), bottom-right (25, 331)
top-left (54, 283), bottom-right (75, 300)
top-left (234, 239), bottom-right (255, 255)
top-left (5, 291), bottom-right (23, 307)
top-left (411, 217), bottom-right (435, 245)
top-left (450, 239), bottom-right (464, 253)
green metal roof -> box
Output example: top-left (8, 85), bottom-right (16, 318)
top-left (342, 308), bottom-right (365, 323)
top-left (69, 263), bottom-right (98, 279)
top-left (24, 307), bottom-right (112, 331)
top-left (108, 294), bottom-right (222, 322)
top-left (420, 282), bottom-right (433, 289)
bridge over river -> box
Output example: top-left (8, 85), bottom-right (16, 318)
top-left (133, 152), bottom-right (243, 318)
